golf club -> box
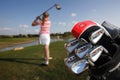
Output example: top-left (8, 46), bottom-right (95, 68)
top-left (39, 4), bottom-right (61, 17)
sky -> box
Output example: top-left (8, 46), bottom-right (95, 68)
top-left (0, 0), bottom-right (120, 35)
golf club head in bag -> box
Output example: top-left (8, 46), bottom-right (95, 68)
top-left (71, 20), bottom-right (111, 45)
top-left (65, 38), bottom-right (88, 53)
top-left (70, 59), bottom-right (88, 74)
top-left (74, 45), bottom-right (108, 66)
top-left (64, 39), bottom-right (80, 53)
top-left (75, 42), bottom-right (92, 58)
top-left (64, 53), bottom-right (88, 74)
top-left (64, 42), bottom-right (108, 74)
top-left (89, 28), bottom-right (105, 44)
top-left (64, 38), bottom-right (91, 74)
top-left (87, 45), bottom-right (108, 62)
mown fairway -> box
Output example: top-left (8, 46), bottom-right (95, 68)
top-left (0, 41), bottom-right (87, 80)
top-left (0, 37), bottom-right (37, 48)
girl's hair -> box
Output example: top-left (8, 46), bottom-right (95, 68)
top-left (42, 12), bottom-right (49, 26)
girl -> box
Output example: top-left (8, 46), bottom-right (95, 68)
top-left (32, 12), bottom-right (51, 66)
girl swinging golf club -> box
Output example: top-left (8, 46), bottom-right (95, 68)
top-left (32, 4), bottom-right (61, 66)
top-left (32, 12), bottom-right (51, 66)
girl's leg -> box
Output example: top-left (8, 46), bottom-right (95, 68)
top-left (44, 44), bottom-right (50, 65)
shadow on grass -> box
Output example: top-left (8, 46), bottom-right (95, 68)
top-left (0, 57), bottom-right (47, 66)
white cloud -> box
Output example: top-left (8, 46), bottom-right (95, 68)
top-left (58, 22), bottom-right (66, 26)
top-left (19, 24), bottom-right (29, 28)
top-left (0, 27), bottom-right (16, 35)
top-left (0, 27), bottom-right (12, 31)
top-left (71, 13), bottom-right (77, 17)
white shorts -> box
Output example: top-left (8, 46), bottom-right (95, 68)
top-left (39, 34), bottom-right (50, 45)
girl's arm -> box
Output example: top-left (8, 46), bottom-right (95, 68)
top-left (32, 16), bottom-right (41, 26)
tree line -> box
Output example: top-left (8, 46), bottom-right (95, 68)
top-left (0, 32), bottom-right (72, 38)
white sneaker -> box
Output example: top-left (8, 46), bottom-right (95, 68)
top-left (41, 61), bottom-right (49, 66)
top-left (45, 61), bottom-right (49, 65)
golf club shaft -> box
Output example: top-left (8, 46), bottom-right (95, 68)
top-left (39, 4), bottom-right (56, 17)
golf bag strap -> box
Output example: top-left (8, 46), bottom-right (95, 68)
top-left (109, 62), bottom-right (120, 72)
top-left (89, 62), bottom-right (120, 80)
top-left (100, 62), bottom-right (120, 80)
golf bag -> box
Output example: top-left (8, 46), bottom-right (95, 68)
top-left (64, 20), bottom-right (120, 80)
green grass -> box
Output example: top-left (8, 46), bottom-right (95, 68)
top-left (0, 41), bottom-right (87, 80)
top-left (0, 37), bottom-right (37, 48)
